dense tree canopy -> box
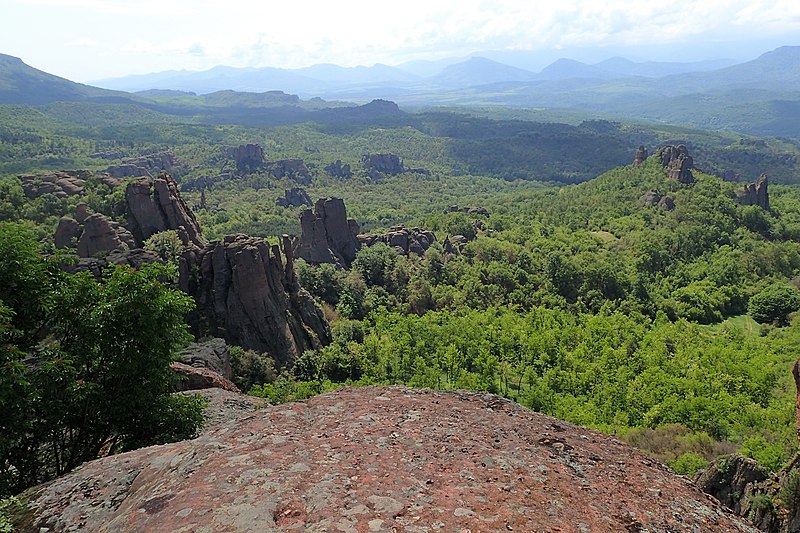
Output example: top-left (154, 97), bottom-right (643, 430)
top-left (0, 223), bottom-right (204, 497)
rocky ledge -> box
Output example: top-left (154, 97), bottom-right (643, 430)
top-left (16, 386), bottom-right (755, 532)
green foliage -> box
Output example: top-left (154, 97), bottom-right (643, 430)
top-left (0, 225), bottom-right (204, 497)
top-left (749, 283), bottom-right (800, 325)
top-left (229, 346), bottom-right (277, 391)
top-left (143, 230), bottom-right (185, 265)
top-left (742, 436), bottom-right (788, 473)
top-left (779, 471), bottom-right (800, 510)
top-left (669, 452), bottom-right (709, 476)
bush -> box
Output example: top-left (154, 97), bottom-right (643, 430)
top-left (748, 283), bottom-right (800, 325)
top-left (669, 452), bottom-right (709, 476)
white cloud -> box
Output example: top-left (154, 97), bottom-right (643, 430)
top-left (3, 0), bottom-right (800, 80)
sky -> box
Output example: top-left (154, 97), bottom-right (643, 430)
top-left (2, 0), bottom-right (800, 82)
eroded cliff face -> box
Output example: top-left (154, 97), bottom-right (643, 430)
top-left (15, 386), bottom-right (757, 532)
top-left (125, 172), bottom-right (205, 248)
top-left (736, 173), bottom-right (770, 210)
top-left (180, 234), bottom-right (330, 366)
top-left (294, 197), bottom-right (361, 268)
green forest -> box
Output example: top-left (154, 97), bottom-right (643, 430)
top-left (3, 93), bottom-right (800, 509)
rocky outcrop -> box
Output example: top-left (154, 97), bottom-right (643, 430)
top-left (76, 213), bottom-right (136, 258)
top-left (736, 173), bottom-right (770, 210)
top-left (639, 191), bottom-right (675, 211)
top-left (324, 159), bottom-right (352, 179)
top-left (358, 226), bottom-right (436, 256)
top-left (294, 197), bottom-right (360, 268)
top-left (658, 195), bottom-right (676, 211)
top-left (233, 144), bottom-right (266, 174)
top-left (178, 338), bottom-right (233, 381)
top-left (54, 206), bottom-right (137, 259)
top-left (660, 144), bottom-right (695, 183)
top-left (19, 170), bottom-right (91, 199)
top-left (362, 153), bottom-right (405, 175)
top-left (444, 205), bottom-right (491, 216)
top-left (125, 172), bottom-right (205, 248)
top-left (634, 145), bottom-right (648, 166)
top-left (14, 386), bottom-right (757, 532)
top-left (695, 455), bottom-right (769, 516)
top-left (275, 187), bottom-right (312, 208)
top-left (105, 151), bottom-right (177, 179)
top-left (170, 362), bottom-right (240, 393)
top-left (180, 234), bottom-right (330, 365)
top-left (267, 159), bottom-right (311, 183)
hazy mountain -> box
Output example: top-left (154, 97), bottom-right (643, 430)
top-left (658, 45), bottom-right (800, 94)
top-left (593, 57), bottom-right (737, 78)
top-left (94, 65), bottom-right (323, 95)
top-left (0, 53), bottom-right (129, 104)
top-left (395, 57), bottom-right (467, 77)
top-left (535, 58), bottom-right (620, 81)
top-left (427, 57), bottom-right (537, 88)
top-left (295, 63), bottom-right (419, 85)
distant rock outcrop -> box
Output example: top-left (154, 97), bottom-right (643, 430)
top-left (105, 151), bottom-right (177, 179)
top-left (125, 172), bottom-right (205, 248)
top-left (659, 144), bottom-right (695, 183)
top-left (267, 159), bottom-right (311, 183)
top-left (275, 187), bottom-right (313, 208)
top-left (19, 170), bottom-right (91, 199)
top-left (180, 234), bottom-right (330, 365)
top-left (639, 191), bottom-right (675, 211)
top-left (633, 145), bottom-right (648, 166)
top-left (358, 226), bottom-right (436, 256)
top-left (15, 386), bottom-right (757, 532)
top-left (294, 197), bottom-right (361, 268)
top-left (362, 153), bottom-right (405, 176)
top-left (735, 173), bottom-right (770, 210)
top-left (233, 143), bottom-right (266, 174)
top-left (444, 205), bottom-right (490, 216)
top-left (324, 159), bottom-right (352, 179)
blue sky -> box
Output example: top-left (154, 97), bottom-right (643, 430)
top-left (2, 0), bottom-right (799, 82)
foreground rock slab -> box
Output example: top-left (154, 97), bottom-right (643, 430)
top-left (19, 387), bottom-right (756, 532)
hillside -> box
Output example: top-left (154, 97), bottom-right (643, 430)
top-left (0, 54), bottom-right (130, 105)
top-left (9, 386), bottom-right (757, 532)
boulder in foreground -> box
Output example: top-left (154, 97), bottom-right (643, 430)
top-left (16, 387), bottom-right (756, 532)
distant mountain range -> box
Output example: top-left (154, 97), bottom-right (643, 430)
top-left (90, 53), bottom-right (749, 98)
top-left (1, 47), bottom-right (799, 138)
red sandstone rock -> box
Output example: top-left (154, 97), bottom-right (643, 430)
top-left (18, 386), bottom-right (757, 532)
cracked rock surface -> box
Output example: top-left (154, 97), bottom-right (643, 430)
top-left (21, 386), bottom-right (756, 532)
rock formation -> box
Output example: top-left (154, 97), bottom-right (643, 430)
top-left (639, 191), bottom-right (675, 211)
top-left (358, 226), bottom-right (436, 256)
top-left (294, 197), bottom-right (361, 268)
top-left (696, 455), bottom-right (769, 518)
top-left (267, 159), bottom-right (311, 183)
top-left (180, 234), bottom-right (330, 365)
top-left (324, 159), bottom-right (352, 179)
top-left (736, 173), bottom-right (770, 210)
top-left (233, 144), bottom-right (266, 174)
top-left (55, 204), bottom-right (138, 259)
top-left (660, 144), bottom-right (695, 183)
top-left (76, 213), bottom-right (137, 258)
top-left (633, 145), bottom-right (648, 166)
top-left (19, 170), bottom-right (91, 199)
top-left (105, 151), bottom-right (177, 179)
top-left (170, 362), bottom-right (239, 393)
top-left (362, 153), bottom-right (405, 175)
top-left (177, 338), bottom-right (233, 381)
top-left (444, 205), bottom-right (491, 216)
top-left (275, 187), bottom-right (312, 208)
top-left (13, 386), bottom-right (757, 532)
top-left (125, 172), bottom-right (205, 248)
